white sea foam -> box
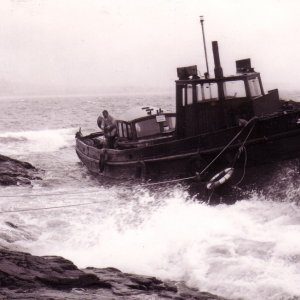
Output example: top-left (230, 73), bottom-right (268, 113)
top-left (62, 195), bottom-right (300, 300)
top-left (0, 128), bottom-right (76, 155)
top-left (2, 187), bottom-right (299, 300)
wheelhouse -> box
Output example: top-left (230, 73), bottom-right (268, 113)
top-left (175, 42), bottom-right (281, 138)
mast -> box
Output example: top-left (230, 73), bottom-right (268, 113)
top-left (200, 16), bottom-right (209, 78)
top-left (200, 15), bottom-right (211, 99)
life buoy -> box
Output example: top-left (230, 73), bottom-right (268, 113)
top-left (99, 150), bottom-right (108, 173)
top-left (206, 168), bottom-right (234, 190)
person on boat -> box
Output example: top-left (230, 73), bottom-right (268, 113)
top-left (93, 115), bottom-right (106, 148)
top-left (102, 110), bottom-right (117, 148)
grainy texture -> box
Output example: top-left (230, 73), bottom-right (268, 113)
top-left (0, 249), bottom-right (227, 299)
top-left (0, 154), bottom-right (41, 185)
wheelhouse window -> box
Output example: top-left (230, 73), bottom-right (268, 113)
top-left (196, 85), bottom-right (204, 102)
top-left (187, 84), bottom-right (193, 105)
top-left (135, 115), bottom-right (176, 138)
top-left (127, 124), bottom-right (132, 138)
top-left (248, 77), bottom-right (262, 97)
top-left (122, 123), bottom-right (128, 138)
top-left (182, 87), bottom-right (186, 106)
top-left (224, 80), bottom-right (246, 98)
top-left (196, 83), bottom-right (218, 101)
top-left (117, 121), bottom-right (132, 139)
top-left (169, 116), bottom-right (176, 129)
top-left (118, 122), bottom-right (123, 136)
top-left (181, 84), bottom-right (193, 106)
top-left (136, 119), bottom-right (159, 137)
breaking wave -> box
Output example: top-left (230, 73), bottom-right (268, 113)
top-left (1, 186), bottom-right (299, 300)
top-left (0, 128), bottom-right (76, 155)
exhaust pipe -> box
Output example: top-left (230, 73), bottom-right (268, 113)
top-left (212, 41), bottom-right (223, 79)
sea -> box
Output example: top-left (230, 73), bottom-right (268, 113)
top-left (0, 92), bottom-right (300, 300)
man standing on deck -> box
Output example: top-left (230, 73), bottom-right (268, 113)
top-left (102, 110), bottom-right (117, 148)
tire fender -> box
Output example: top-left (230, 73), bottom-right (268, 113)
top-left (99, 150), bottom-right (108, 173)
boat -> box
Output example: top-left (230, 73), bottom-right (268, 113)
top-left (75, 21), bottom-right (300, 196)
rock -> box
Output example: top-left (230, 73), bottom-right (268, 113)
top-left (0, 250), bottom-right (102, 289)
top-left (0, 249), bottom-right (228, 299)
top-left (0, 154), bottom-right (41, 186)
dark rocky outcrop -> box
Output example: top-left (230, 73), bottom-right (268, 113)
top-left (0, 249), bottom-right (227, 299)
top-left (0, 154), bottom-right (41, 186)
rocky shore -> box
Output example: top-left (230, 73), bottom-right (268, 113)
top-left (0, 249), bottom-right (227, 299)
top-left (0, 154), bottom-right (41, 186)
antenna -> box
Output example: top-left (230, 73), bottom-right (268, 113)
top-left (200, 16), bottom-right (210, 78)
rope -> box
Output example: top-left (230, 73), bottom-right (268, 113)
top-left (0, 201), bottom-right (99, 214)
top-left (207, 189), bottom-right (215, 205)
top-left (231, 123), bottom-right (255, 186)
top-left (237, 123), bottom-right (255, 159)
top-left (0, 190), bottom-right (102, 198)
top-left (234, 146), bottom-right (248, 186)
top-left (197, 117), bottom-right (257, 177)
top-left (141, 175), bottom-right (196, 187)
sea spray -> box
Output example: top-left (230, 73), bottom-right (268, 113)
top-left (0, 128), bottom-right (76, 155)
top-left (1, 184), bottom-right (299, 300)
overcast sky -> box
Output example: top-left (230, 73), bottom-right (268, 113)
top-left (0, 0), bottom-right (299, 96)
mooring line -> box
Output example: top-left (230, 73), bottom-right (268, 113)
top-left (0, 201), bottom-right (100, 214)
top-left (141, 175), bottom-right (197, 187)
top-left (0, 189), bottom-right (103, 198)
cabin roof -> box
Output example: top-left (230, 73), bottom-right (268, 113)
top-left (118, 106), bottom-right (173, 122)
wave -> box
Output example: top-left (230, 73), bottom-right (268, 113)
top-left (0, 182), bottom-right (300, 300)
top-left (1, 184), bottom-right (298, 300)
top-left (0, 136), bottom-right (27, 143)
top-left (0, 128), bottom-right (77, 155)
top-left (50, 192), bottom-right (300, 300)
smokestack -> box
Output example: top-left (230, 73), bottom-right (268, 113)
top-left (212, 41), bottom-right (223, 78)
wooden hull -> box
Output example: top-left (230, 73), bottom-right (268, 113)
top-left (75, 111), bottom-right (300, 187)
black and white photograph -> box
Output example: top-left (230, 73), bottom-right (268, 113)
top-left (0, 0), bottom-right (300, 299)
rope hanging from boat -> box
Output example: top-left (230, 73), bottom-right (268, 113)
top-left (0, 189), bottom-right (103, 198)
top-left (231, 122), bottom-right (255, 167)
top-left (0, 201), bottom-right (100, 214)
top-left (141, 175), bottom-right (197, 187)
top-left (225, 121), bottom-right (255, 187)
top-left (197, 117), bottom-right (257, 177)
top-left (99, 149), bottom-right (108, 173)
top-left (234, 145), bottom-right (248, 187)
